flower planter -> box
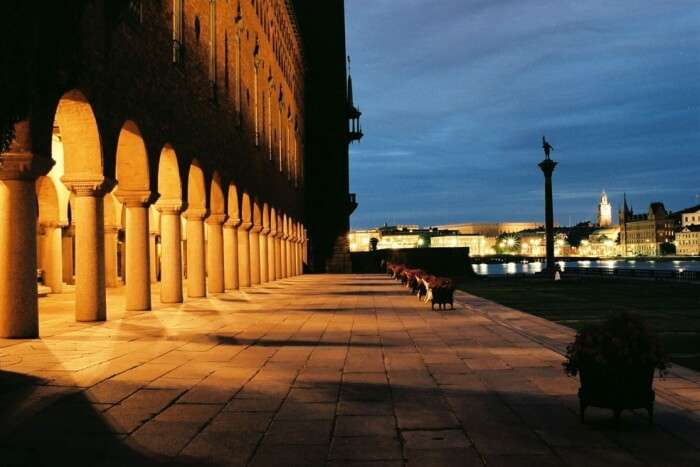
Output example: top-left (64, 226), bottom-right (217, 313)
top-left (578, 365), bottom-right (655, 424)
top-left (431, 286), bottom-right (455, 310)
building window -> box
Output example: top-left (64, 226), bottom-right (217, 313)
top-left (278, 98), bottom-right (283, 172)
top-left (253, 38), bottom-right (260, 146)
top-left (172, 0), bottom-right (184, 64)
top-left (268, 83), bottom-right (273, 161)
top-left (209, 1), bottom-right (216, 85)
top-left (224, 31), bottom-right (229, 93)
top-left (195, 16), bottom-right (201, 42)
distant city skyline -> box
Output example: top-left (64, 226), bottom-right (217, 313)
top-left (345, 0), bottom-right (700, 229)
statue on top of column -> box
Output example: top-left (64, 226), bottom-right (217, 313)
top-left (542, 136), bottom-right (553, 160)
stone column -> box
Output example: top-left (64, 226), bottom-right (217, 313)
top-left (206, 213), bottom-right (226, 294)
top-left (62, 225), bottom-right (75, 285)
top-left (118, 193), bottom-right (152, 311)
top-left (295, 225), bottom-right (301, 276)
top-left (63, 177), bottom-right (113, 322)
top-left (249, 223), bottom-right (262, 285)
top-left (149, 233), bottom-right (159, 283)
top-left (281, 229), bottom-right (289, 278)
top-left (303, 228), bottom-right (308, 266)
top-left (223, 217), bottom-right (240, 290)
top-left (538, 157), bottom-right (558, 275)
top-left (40, 221), bottom-right (64, 293)
top-left (285, 226), bottom-right (293, 278)
top-left (184, 208), bottom-right (207, 298)
top-left (0, 152), bottom-right (50, 337)
top-left (260, 225), bottom-right (269, 283)
top-left (104, 225), bottom-right (119, 288)
top-left (237, 221), bottom-right (252, 288)
top-left (275, 225), bottom-right (283, 280)
top-left (267, 224), bottom-right (276, 282)
top-left (157, 202), bottom-right (183, 303)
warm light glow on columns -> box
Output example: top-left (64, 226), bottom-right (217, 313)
top-left (303, 228), bottom-right (308, 265)
top-left (285, 218), bottom-right (293, 278)
top-left (249, 224), bottom-right (262, 285)
top-left (40, 221), bottom-right (65, 293)
top-left (260, 204), bottom-right (270, 283)
top-left (184, 208), bottom-right (207, 298)
top-left (275, 214), bottom-right (284, 280)
top-left (104, 224), bottom-right (119, 287)
top-left (0, 150), bottom-right (49, 337)
top-left (156, 202), bottom-right (183, 303)
top-left (62, 224), bottom-right (75, 285)
top-left (206, 213), bottom-right (226, 294)
top-left (281, 216), bottom-right (289, 278)
top-left (295, 222), bottom-right (302, 276)
top-left (223, 217), bottom-right (240, 290)
top-left (267, 209), bottom-right (277, 282)
top-left (149, 208), bottom-right (160, 283)
top-left (62, 177), bottom-right (112, 322)
top-left (117, 192), bottom-right (153, 311)
top-left (238, 220), bottom-right (252, 288)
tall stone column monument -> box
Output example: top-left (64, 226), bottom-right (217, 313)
top-left (538, 136), bottom-right (557, 276)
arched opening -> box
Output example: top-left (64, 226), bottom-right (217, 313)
top-left (223, 183), bottom-right (241, 291)
top-left (184, 159), bottom-right (207, 297)
top-left (238, 191), bottom-right (253, 288)
top-left (52, 89), bottom-right (108, 322)
top-left (155, 144), bottom-right (184, 304)
top-left (115, 120), bottom-right (153, 311)
top-left (262, 202), bottom-right (272, 283)
top-left (53, 90), bottom-right (104, 180)
top-left (270, 206), bottom-right (278, 281)
top-left (35, 176), bottom-right (63, 294)
top-left (207, 172), bottom-right (226, 293)
top-left (115, 120), bottom-right (150, 192)
top-left (250, 197), bottom-right (263, 284)
top-left (227, 183), bottom-right (240, 222)
top-left (103, 191), bottom-right (121, 288)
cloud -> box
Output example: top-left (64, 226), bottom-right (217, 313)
top-left (346, 0), bottom-right (700, 229)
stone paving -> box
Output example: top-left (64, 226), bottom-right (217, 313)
top-left (1, 274), bottom-right (699, 466)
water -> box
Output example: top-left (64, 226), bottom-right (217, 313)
top-left (472, 259), bottom-right (700, 276)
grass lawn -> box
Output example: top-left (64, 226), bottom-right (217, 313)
top-left (457, 277), bottom-right (700, 372)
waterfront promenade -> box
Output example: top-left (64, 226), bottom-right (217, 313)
top-left (1, 275), bottom-right (699, 466)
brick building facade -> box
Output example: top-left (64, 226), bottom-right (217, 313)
top-left (0, 0), bottom-right (353, 337)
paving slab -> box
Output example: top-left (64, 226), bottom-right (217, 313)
top-left (0, 274), bottom-right (699, 465)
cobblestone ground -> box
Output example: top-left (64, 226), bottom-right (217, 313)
top-left (1, 274), bottom-right (699, 466)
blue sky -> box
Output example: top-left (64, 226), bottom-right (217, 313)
top-left (346, 0), bottom-right (700, 229)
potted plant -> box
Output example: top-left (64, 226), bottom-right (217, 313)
top-left (564, 312), bottom-right (669, 424)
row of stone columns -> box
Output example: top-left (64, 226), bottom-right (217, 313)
top-left (0, 158), bottom-right (307, 338)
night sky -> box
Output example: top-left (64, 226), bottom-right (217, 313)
top-left (346, 0), bottom-right (700, 229)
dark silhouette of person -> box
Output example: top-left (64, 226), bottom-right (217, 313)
top-left (542, 136), bottom-right (553, 159)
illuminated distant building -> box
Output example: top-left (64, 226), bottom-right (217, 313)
top-left (619, 198), bottom-right (674, 256)
top-left (597, 191), bottom-right (613, 227)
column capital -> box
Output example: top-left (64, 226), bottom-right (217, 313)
top-left (0, 151), bottom-right (53, 181)
top-left (276, 229), bottom-right (285, 239)
top-left (261, 227), bottom-right (271, 235)
top-left (104, 224), bottom-right (120, 234)
top-left (156, 198), bottom-right (183, 214)
top-left (40, 220), bottom-right (68, 229)
top-left (116, 190), bottom-right (158, 208)
top-left (225, 217), bottom-right (241, 229)
top-left (269, 228), bottom-right (278, 236)
top-left (251, 224), bottom-right (263, 234)
top-left (239, 221), bottom-right (254, 231)
top-left (206, 213), bottom-right (227, 225)
top-left (183, 208), bottom-right (208, 221)
top-left (62, 175), bottom-right (116, 197)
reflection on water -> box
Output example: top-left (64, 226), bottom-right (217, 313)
top-left (472, 259), bottom-right (700, 276)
